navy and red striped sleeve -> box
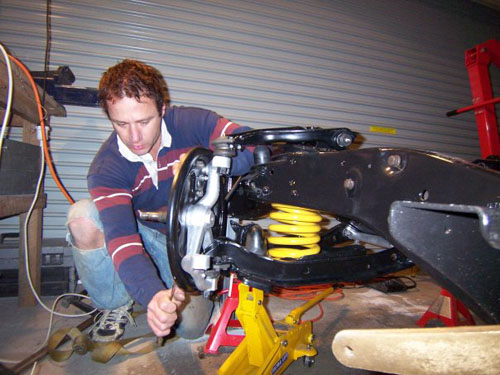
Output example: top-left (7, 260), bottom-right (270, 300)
top-left (166, 107), bottom-right (254, 176)
top-left (209, 117), bottom-right (254, 176)
top-left (88, 153), bottom-right (164, 308)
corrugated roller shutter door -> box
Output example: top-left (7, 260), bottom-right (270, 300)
top-left (1, 0), bottom-right (498, 238)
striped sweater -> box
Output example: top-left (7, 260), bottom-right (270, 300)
top-left (88, 106), bottom-right (253, 307)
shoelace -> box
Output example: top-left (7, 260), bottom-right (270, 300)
top-left (94, 306), bottom-right (137, 329)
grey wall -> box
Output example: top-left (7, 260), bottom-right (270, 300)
top-left (1, 0), bottom-right (499, 238)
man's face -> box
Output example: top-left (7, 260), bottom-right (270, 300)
top-left (107, 96), bottom-right (165, 159)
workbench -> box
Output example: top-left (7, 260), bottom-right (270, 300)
top-left (0, 54), bottom-right (66, 306)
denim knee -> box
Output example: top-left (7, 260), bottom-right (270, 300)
top-left (66, 198), bottom-right (103, 231)
top-left (66, 199), bottom-right (131, 309)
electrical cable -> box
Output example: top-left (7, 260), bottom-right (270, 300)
top-left (0, 49), bottom-right (93, 367)
top-left (0, 3), bottom-right (91, 367)
top-left (0, 141), bottom-right (94, 364)
top-left (21, 138), bottom-right (94, 317)
top-left (0, 43), bottom-right (14, 160)
top-left (30, 361), bottom-right (37, 375)
top-left (269, 284), bottom-right (344, 324)
top-left (0, 292), bottom-right (94, 364)
top-left (271, 284), bottom-right (345, 301)
top-left (8, 54), bottom-right (74, 204)
top-left (41, 0), bottom-right (52, 107)
top-left (304, 302), bottom-right (324, 324)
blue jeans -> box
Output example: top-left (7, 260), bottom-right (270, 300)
top-left (67, 199), bottom-right (214, 339)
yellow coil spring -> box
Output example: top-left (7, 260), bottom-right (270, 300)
top-left (267, 203), bottom-right (323, 259)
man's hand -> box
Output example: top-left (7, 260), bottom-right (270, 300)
top-left (172, 153), bottom-right (186, 176)
top-left (147, 287), bottom-right (186, 337)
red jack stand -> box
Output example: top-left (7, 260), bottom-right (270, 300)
top-left (464, 39), bottom-right (500, 159)
top-left (204, 275), bottom-right (244, 354)
top-left (417, 288), bottom-right (475, 327)
top-left (448, 39), bottom-right (500, 159)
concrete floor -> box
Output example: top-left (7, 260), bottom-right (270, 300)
top-left (0, 275), bottom-right (450, 375)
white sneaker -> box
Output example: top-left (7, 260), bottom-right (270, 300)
top-left (90, 301), bottom-right (135, 342)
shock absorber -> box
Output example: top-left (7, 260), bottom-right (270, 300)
top-left (267, 203), bottom-right (323, 259)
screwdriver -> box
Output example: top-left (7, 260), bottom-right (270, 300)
top-left (156, 281), bottom-right (179, 347)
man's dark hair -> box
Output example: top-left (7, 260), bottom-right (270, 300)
top-left (98, 59), bottom-right (169, 116)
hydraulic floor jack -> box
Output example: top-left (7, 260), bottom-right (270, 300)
top-left (218, 283), bottom-right (333, 375)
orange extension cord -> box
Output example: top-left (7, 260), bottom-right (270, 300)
top-left (9, 55), bottom-right (74, 204)
top-left (270, 284), bottom-right (345, 323)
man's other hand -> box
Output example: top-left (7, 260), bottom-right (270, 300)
top-left (147, 287), bottom-right (186, 337)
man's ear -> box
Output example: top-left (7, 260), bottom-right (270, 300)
top-left (161, 104), bottom-right (166, 117)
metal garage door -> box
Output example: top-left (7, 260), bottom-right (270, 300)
top-left (1, 0), bottom-right (499, 238)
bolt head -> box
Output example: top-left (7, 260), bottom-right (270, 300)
top-left (387, 154), bottom-right (402, 168)
top-left (344, 178), bottom-right (355, 190)
top-left (337, 132), bottom-right (353, 147)
top-left (206, 212), bottom-right (215, 225)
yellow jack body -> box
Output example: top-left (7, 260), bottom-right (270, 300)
top-left (218, 283), bottom-right (333, 375)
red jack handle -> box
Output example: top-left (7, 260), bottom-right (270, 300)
top-left (447, 97), bottom-right (500, 117)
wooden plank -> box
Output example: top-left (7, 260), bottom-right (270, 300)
top-left (16, 123), bottom-right (45, 306)
top-left (18, 207), bottom-right (43, 307)
top-left (0, 57), bottom-right (66, 126)
top-left (0, 118), bottom-right (45, 218)
top-left (0, 55), bottom-right (61, 307)
top-left (0, 194), bottom-right (46, 218)
top-left (332, 326), bottom-right (500, 375)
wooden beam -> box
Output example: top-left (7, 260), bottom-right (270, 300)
top-left (0, 57), bottom-right (66, 126)
top-left (15, 119), bottom-right (46, 306)
top-left (0, 194), bottom-right (46, 218)
top-left (0, 55), bottom-right (62, 307)
top-left (18, 207), bottom-right (43, 307)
